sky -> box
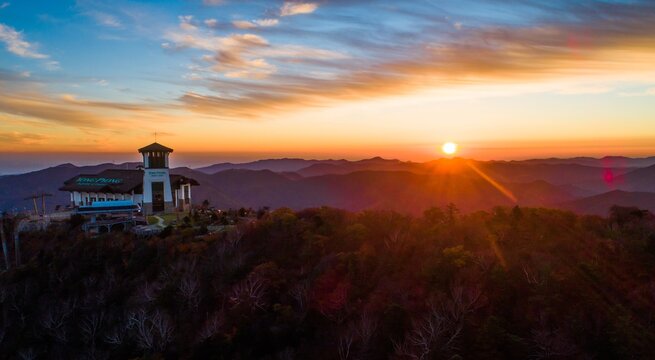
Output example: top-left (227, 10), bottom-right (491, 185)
top-left (1, 0), bottom-right (655, 173)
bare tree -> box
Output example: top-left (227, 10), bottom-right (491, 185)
top-left (40, 298), bottom-right (76, 343)
top-left (128, 310), bottom-right (155, 351)
top-left (135, 280), bottom-right (163, 304)
top-left (0, 217), bottom-right (9, 270)
top-left (80, 311), bottom-right (105, 345)
top-left (473, 253), bottom-right (496, 273)
top-left (104, 327), bottom-right (125, 347)
top-left (446, 284), bottom-right (485, 323)
top-left (151, 310), bottom-right (175, 350)
top-left (82, 275), bottom-right (98, 289)
top-left (394, 304), bottom-right (462, 360)
top-left (17, 348), bottom-right (37, 360)
top-left (178, 274), bottom-right (201, 309)
top-left (338, 329), bottom-right (355, 360)
top-left (356, 312), bottom-right (378, 344)
top-left (522, 264), bottom-right (545, 286)
top-left (384, 224), bottom-right (409, 250)
top-left (290, 281), bottom-right (309, 313)
top-left (128, 309), bottom-right (175, 352)
top-left (5, 286), bottom-right (26, 327)
top-left (227, 223), bottom-right (245, 248)
top-left (197, 311), bottom-right (224, 343)
top-left (229, 273), bottom-right (267, 311)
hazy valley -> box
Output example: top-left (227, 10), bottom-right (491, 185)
top-left (3, 156), bottom-right (655, 216)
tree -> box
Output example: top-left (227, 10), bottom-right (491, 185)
top-left (1, 215), bottom-right (9, 270)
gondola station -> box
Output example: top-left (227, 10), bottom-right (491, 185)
top-left (60, 142), bottom-right (199, 217)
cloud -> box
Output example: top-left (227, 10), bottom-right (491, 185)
top-left (0, 3), bottom-right (9, 9)
top-left (0, 92), bottom-right (116, 128)
top-left (0, 131), bottom-right (49, 145)
top-left (280, 2), bottom-right (318, 17)
top-left (44, 60), bottom-right (60, 71)
top-left (0, 68), bottom-right (37, 83)
top-left (87, 11), bottom-right (122, 28)
top-left (556, 85), bottom-right (613, 95)
top-left (183, 72), bottom-right (203, 81)
top-left (203, 0), bottom-right (223, 6)
top-left (233, 19), bottom-right (279, 29)
top-left (208, 34), bottom-right (275, 78)
top-left (0, 23), bottom-right (49, 59)
top-left (0, 89), bottom-right (170, 131)
top-left (233, 20), bottom-right (257, 30)
top-left (204, 18), bottom-right (218, 28)
top-left (165, 16), bottom-right (344, 79)
top-left (166, 29), bottom-right (268, 52)
top-left (619, 87), bottom-right (655, 97)
top-left (255, 19), bottom-right (279, 27)
top-left (176, 1), bottom-right (655, 118)
top-left (178, 15), bottom-right (197, 31)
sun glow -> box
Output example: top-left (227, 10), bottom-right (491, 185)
top-left (442, 142), bottom-right (458, 155)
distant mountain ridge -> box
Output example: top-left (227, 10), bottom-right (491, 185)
top-left (193, 156), bottom-right (655, 175)
top-left (195, 158), bottom-right (348, 174)
top-left (0, 162), bottom-right (142, 212)
top-left (1, 156), bottom-right (655, 216)
top-left (514, 156), bottom-right (655, 168)
top-left (559, 190), bottom-right (655, 216)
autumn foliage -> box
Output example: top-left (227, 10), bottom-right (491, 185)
top-left (1, 205), bottom-right (655, 359)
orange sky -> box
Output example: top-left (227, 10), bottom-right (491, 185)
top-left (1, 0), bottom-right (655, 169)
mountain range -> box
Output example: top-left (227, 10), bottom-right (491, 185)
top-left (2, 157), bottom-right (655, 216)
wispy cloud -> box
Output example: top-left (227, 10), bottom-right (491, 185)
top-left (202, 0), bottom-right (223, 6)
top-left (176, 1), bottom-right (655, 118)
top-left (164, 16), bottom-right (346, 79)
top-left (44, 60), bottom-right (60, 71)
top-left (0, 89), bottom-right (171, 131)
top-left (178, 15), bottom-right (197, 31)
top-left (0, 2), bottom-right (9, 10)
top-left (232, 20), bottom-right (257, 30)
top-left (0, 131), bottom-right (49, 145)
top-left (280, 2), bottom-right (318, 17)
top-left (556, 85), bottom-right (613, 95)
top-left (254, 19), bottom-right (279, 27)
top-left (204, 18), bottom-right (218, 28)
top-left (0, 23), bottom-right (49, 59)
top-left (619, 87), bottom-right (655, 97)
top-left (233, 18), bottom-right (279, 29)
top-left (86, 11), bottom-right (122, 28)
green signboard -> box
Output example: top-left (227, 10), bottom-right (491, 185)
top-left (76, 177), bottom-right (123, 185)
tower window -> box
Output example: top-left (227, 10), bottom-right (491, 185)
top-left (148, 151), bottom-right (167, 168)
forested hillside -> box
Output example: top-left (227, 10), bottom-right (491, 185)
top-left (1, 205), bottom-right (655, 359)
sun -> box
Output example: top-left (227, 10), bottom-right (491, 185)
top-left (442, 142), bottom-right (458, 155)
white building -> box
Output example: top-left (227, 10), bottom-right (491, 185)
top-left (60, 142), bottom-right (198, 215)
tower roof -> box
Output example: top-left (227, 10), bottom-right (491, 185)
top-left (138, 142), bottom-right (174, 153)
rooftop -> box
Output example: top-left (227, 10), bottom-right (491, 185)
top-left (138, 142), bottom-right (174, 153)
top-left (60, 169), bottom-right (199, 194)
